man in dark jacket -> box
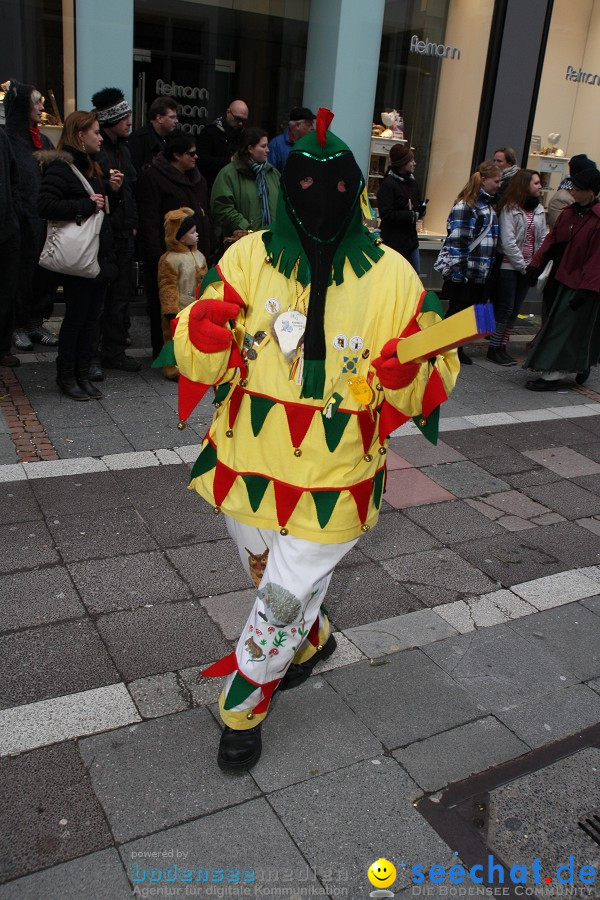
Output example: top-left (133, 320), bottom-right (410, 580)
top-left (127, 98), bottom-right (179, 173)
top-left (3, 79), bottom-right (58, 350)
top-left (0, 128), bottom-right (21, 367)
top-left (91, 87), bottom-right (140, 375)
top-left (196, 99), bottom-right (248, 190)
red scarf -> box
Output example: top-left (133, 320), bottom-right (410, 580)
top-left (29, 126), bottom-right (42, 149)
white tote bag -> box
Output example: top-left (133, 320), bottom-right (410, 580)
top-left (39, 164), bottom-right (104, 279)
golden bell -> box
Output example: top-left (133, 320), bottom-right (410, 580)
top-left (264, 256), bottom-right (272, 265)
top-left (214, 401), bottom-right (221, 408)
top-left (280, 527), bottom-right (289, 536)
top-left (374, 237), bottom-right (382, 246)
top-left (226, 429), bottom-right (234, 437)
top-left (177, 421), bottom-right (186, 430)
top-left (246, 712), bottom-right (255, 720)
top-left (418, 417), bottom-right (427, 427)
top-left (376, 383), bottom-right (384, 392)
top-left (361, 524), bottom-right (370, 532)
top-left (378, 447), bottom-right (387, 455)
top-left (239, 379), bottom-right (248, 387)
top-left (213, 506), bottom-right (221, 514)
top-left (364, 453), bottom-right (373, 462)
top-left (294, 448), bottom-right (302, 457)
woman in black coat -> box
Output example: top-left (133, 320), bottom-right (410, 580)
top-left (136, 132), bottom-right (212, 359)
top-left (38, 110), bottom-right (119, 400)
top-left (377, 144), bottom-right (426, 273)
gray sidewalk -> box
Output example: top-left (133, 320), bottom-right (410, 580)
top-left (1, 323), bottom-right (600, 898)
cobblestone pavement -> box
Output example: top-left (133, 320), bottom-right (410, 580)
top-left (1, 322), bottom-right (600, 899)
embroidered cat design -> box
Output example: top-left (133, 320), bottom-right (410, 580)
top-left (245, 637), bottom-right (266, 661)
top-left (246, 547), bottom-right (269, 588)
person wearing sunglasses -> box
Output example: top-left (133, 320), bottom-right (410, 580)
top-left (136, 133), bottom-right (212, 359)
top-left (196, 99), bottom-right (249, 191)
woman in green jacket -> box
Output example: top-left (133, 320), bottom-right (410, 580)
top-left (210, 126), bottom-right (280, 240)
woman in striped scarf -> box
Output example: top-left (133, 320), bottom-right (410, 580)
top-left (210, 126), bottom-right (280, 243)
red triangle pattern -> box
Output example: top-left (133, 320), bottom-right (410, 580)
top-left (213, 460), bottom-right (238, 506)
top-left (377, 399), bottom-right (409, 442)
top-left (422, 367), bottom-right (448, 417)
top-left (307, 617), bottom-right (320, 647)
top-left (201, 651), bottom-right (238, 678)
top-left (357, 409), bottom-right (376, 454)
top-left (217, 265), bottom-right (246, 309)
top-left (228, 384), bottom-right (245, 428)
top-left (273, 480), bottom-right (304, 527)
top-left (178, 375), bottom-right (211, 422)
top-left (348, 478), bottom-right (374, 524)
top-left (253, 678), bottom-right (283, 714)
top-left (170, 316), bottom-right (180, 338)
top-left (228, 342), bottom-right (247, 378)
top-left (284, 403), bottom-right (318, 448)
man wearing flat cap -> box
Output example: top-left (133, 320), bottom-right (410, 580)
top-left (268, 106), bottom-right (316, 173)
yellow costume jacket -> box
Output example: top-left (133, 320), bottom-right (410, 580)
top-left (174, 232), bottom-right (459, 543)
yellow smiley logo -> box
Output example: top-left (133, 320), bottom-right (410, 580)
top-left (367, 858), bottom-right (397, 889)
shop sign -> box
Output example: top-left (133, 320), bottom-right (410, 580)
top-left (565, 65), bottom-right (600, 86)
top-left (410, 35), bottom-right (461, 60)
top-left (156, 78), bottom-right (210, 134)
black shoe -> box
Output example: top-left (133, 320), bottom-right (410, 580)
top-left (525, 378), bottom-right (560, 392)
top-left (76, 366), bottom-right (103, 399)
top-left (13, 328), bottom-right (33, 351)
top-left (56, 376), bottom-right (89, 400)
top-left (487, 347), bottom-right (513, 366)
top-left (88, 361), bottom-right (104, 382)
top-left (278, 634), bottom-right (337, 692)
top-left (576, 368), bottom-right (591, 386)
top-left (499, 348), bottom-right (517, 366)
top-left (458, 347), bottom-right (472, 365)
top-left (0, 353), bottom-right (20, 367)
top-left (28, 324), bottom-right (58, 346)
top-left (217, 724), bottom-right (262, 772)
top-left (102, 354), bottom-right (142, 373)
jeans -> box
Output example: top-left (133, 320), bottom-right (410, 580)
top-left (495, 268), bottom-right (529, 329)
top-left (403, 247), bottom-right (420, 274)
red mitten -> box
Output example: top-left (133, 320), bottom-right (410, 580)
top-left (188, 299), bottom-right (241, 353)
top-left (373, 338), bottom-right (420, 390)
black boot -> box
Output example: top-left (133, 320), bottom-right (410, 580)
top-left (76, 361), bottom-right (103, 399)
top-left (458, 346), bottom-right (472, 365)
top-left (217, 724), bottom-right (262, 772)
top-left (278, 633), bottom-right (337, 692)
top-left (56, 358), bottom-right (89, 401)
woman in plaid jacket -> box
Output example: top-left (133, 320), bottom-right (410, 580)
top-left (440, 161), bottom-right (502, 364)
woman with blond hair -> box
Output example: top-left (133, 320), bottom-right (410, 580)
top-left (38, 111), bottom-right (119, 400)
top-left (437, 161), bottom-right (502, 364)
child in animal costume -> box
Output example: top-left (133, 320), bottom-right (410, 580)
top-left (155, 110), bottom-right (459, 771)
top-left (158, 207), bottom-right (207, 379)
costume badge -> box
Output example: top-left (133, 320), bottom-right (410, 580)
top-left (342, 355), bottom-right (359, 374)
top-left (265, 298), bottom-right (280, 314)
top-left (349, 335), bottom-right (364, 351)
top-left (323, 392), bottom-right (343, 419)
top-left (347, 375), bottom-right (374, 405)
top-left (273, 310), bottom-right (306, 359)
top-left (333, 333), bottom-right (349, 350)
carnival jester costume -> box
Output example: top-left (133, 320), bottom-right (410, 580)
top-left (161, 110), bottom-right (459, 770)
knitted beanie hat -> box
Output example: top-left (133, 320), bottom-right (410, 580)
top-left (569, 154), bottom-right (596, 177)
top-left (389, 143), bottom-right (414, 167)
top-left (571, 167), bottom-right (600, 194)
top-left (91, 87), bottom-right (132, 126)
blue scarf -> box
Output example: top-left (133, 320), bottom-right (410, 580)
top-left (247, 158), bottom-right (271, 226)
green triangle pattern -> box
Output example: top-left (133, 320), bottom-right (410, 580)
top-left (322, 411), bottom-right (351, 452)
top-left (214, 382), bottom-right (231, 406)
top-left (250, 395), bottom-right (276, 436)
top-left (190, 441), bottom-right (217, 481)
top-left (420, 290), bottom-right (445, 318)
top-left (311, 490), bottom-right (341, 529)
top-left (223, 672), bottom-right (259, 710)
top-left (200, 266), bottom-right (222, 293)
top-left (242, 474), bottom-right (271, 512)
top-left (413, 405), bottom-right (440, 446)
top-left (372, 467), bottom-right (385, 509)
top-left (151, 341), bottom-right (176, 369)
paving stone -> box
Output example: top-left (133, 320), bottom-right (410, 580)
top-left (47, 426), bottom-right (134, 458)
top-left (127, 673), bottom-right (189, 718)
top-left (588, 677), bottom-right (600, 696)
top-left (382, 547), bottom-right (496, 607)
top-left (117, 420), bottom-right (200, 451)
top-left (101, 450), bottom-right (159, 470)
top-left (344, 608), bottom-right (457, 657)
top-left (99, 396), bottom-right (174, 425)
top-left (0, 567), bottom-right (85, 633)
top-left (381, 466), bottom-right (455, 508)
top-left (325, 561), bottom-right (423, 629)
top-left (404, 499), bottom-right (504, 544)
top-left (113, 463), bottom-right (198, 509)
top-left (68, 550), bottom-right (190, 614)
top-left (79, 709), bottom-right (260, 842)
top-left (509, 408), bottom-right (561, 422)
top-left (0, 684), bottom-right (140, 757)
top-left (250, 677), bottom-right (383, 792)
top-left (153, 448), bottom-right (181, 465)
top-left (388, 434), bottom-right (466, 466)
top-left (312, 631), bottom-right (365, 674)
top-left (482, 589), bottom-right (537, 619)
top-left (496, 515), bottom-right (537, 531)
top-left (199, 587), bottom-right (256, 640)
top-left (510, 570), bottom-right (600, 610)
top-left (580, 593), bottom-right (600, 617)
top-left (572, 472), bottom-right (600, 498)
top-left (30, 470), bottom-right (132, 516)
top-left (359, 511), bottom-right (442, 560)
top-left (433, 599), bottom-right (476, 634)
top-left (0, 621), bottom-right (120, 708)
top-left (437, 428), bottom-right (511, 459)
top-left (464, 497), bottom-right (504, 520)
top-left (509, 602), bottom-right (600, 680)
top-left (531, 512), bottom-right (566, 525)
top-left (137, 500), bottom-right (229, 547)
top-left (421, 461), bottom-right (510, 498)
top-left (48, 508), bottom-right (157, 563)
top-left (269, 757), bottom-right (457, 896)
top-left (521, 480), bottom-right (600, 520)
top-left (179, 662), bottom-right (224, 706)
top-left (167, 539), bottom-right (251, 597)
top-left (384, 448), bottom-right (414, 469)
top-left (437, 415), bottom-right (474, 431)
top-left (325, 649), bottom-right (482, 746)
top-left (0, 848), bottom-right (132, 900)
top-left (577, 516), bottom-right (600, 537)
top-left (0, 481), bottom-right (42, 522)
top-left (476, 489), bottom-right (549, 519)
top-left (423, 626), bottom-right (577, 712)
top-left (394, 716), bottom-right (529, 791)
top-left (34, 403), bottom-right (114, 429)
top-left (0, 520), bottom-right (59, 573)
top-left (174, 443), bottom-right (201, 463)
top-left (464, 412), bottom-right (519, 427)
top-left (119, 797), bottom-right (309, 889)
top-left (96, 601), bottom-right (230, 681)
top-left (474, 448), bottom-right (543, 477)
top-left (524, 446), bottom-right (600, 478)
top-left (496, 685), bottom-right (600, 749)
top-left (0, 464), bottom-right (26, 483)
top-left (495, 419), bottom-right (595, 452)
top-left (547, 404), bottom-right (599, 418)
top-left (504, 468), bottom-right (562, 488)
top-left (0, 742), bottom-right (113, 883)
